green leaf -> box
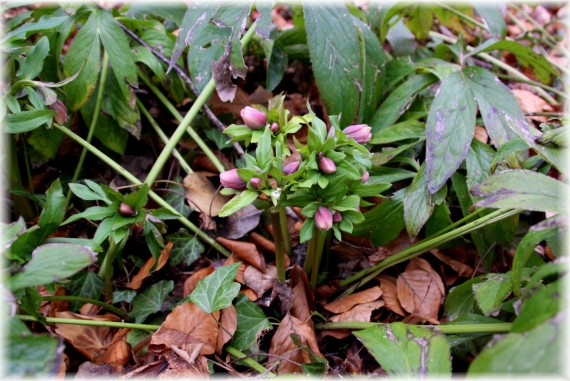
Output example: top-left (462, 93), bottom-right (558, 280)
top-left (370, 74), bottom-right (437, 135)
top-left (6, 334), bottom-right (62, 376)
top-left (406, 5), bottom-right (433, 40)
top-left (386, 19), bottom-right (416, 56)
top-left (17, 35), bottom-right (50, 79)
top-left (404, 164), bottom-right (434, 238)
top-left (10, 243), bottom-right (97, 291)
top-left (355, 322), bottom-right (452, 377)
top-left (2, 217), bottom-right (26, 250)
top-left (231, 294), bottom-right (272, 352)
top-left (467, 39), bottom-right (559, 84)
top-left (27, 126), bottom-right (64, 161)
top-left (262, 38), bottom-right (288, 91)
top-left (63, 206), bottom-right (114, 226)
top-left (370, 119), bottom-right (425, 144)
top-left (164, 179), bottom-right (193, 217)
top-left (129, 280), bottom-right (174, 323)
top-left (304, 3), bottom-right (361, 127)
top-left (473, 4), bottom-right (506, 39)
top-left (471, 170), bottom-right (567, 212)
top-left (5, 110), bottom-right (55, 133)
top-left (100, 68), bottom-right (141, 139)
top-left (468, 317), bottom-right (563, 374)
top-left (38, 178), bottom-right (65, 235)
top-left (190, 263), bottom-right (241, 314)
top-left (67, 272), bottom-right (103, 311)
top-left (133, 46), bottom-right (166, 85)
top-left (426, 70), bottom-right (477, 194)
top-left (68, 183), bottom-right (109, 203)
top-left (219, 190), bottom-right (259, 217)
top-left (95, 10), bottom-right (138, 100)
top-left (352, 190), bottom-right (405, 246)
top-left (472, 273), bottom-right (512, 316)
top-left (63, 12), bottom-right (101, 111)
top-left (113, 290), bottom-right (137, 304)
top-left (512, 280), bottom-right (562, 333)
top-left (444, 277), bottom-right (484, 321)
top-left (490, 137), bottom-right (528, 168)
top-left (465, 139), bottom-right (495, 189)
top-left (2, 15), bottom-right (67, 43)
top-left (167, 228), bottom-right (205, 267)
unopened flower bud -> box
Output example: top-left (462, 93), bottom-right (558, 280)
top-left (220, 169), bottom-right (247, 190)
top-left (240, 106), bottom-right (267, 129)
top-left (332, 211), bottom-right (342, 222)
top-left (317, 153), bottom-right (336, 174)
top-left (361, 171), bottom-right (370, 184)
top-left (283, 161), bottom-right (300, 175)
top-left (270, 122), bottom-right (279, 133)
top-left (119, 203), bottom-right (137, 217)
top-left (50, 99), bottom-right (68, 125)
top-left (315, 206), bottom-right (333, 231)
top-left (250, 177), bottom-right (262, 190)
top-left (344, 124), bottom-right (372, 144)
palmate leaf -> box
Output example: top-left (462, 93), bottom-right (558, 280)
top-left (190, 263), bottom-right (241, 314)
top-left (231, 294), bottom-right (272, 352)
top-left (129, 280), bottom-right (174, 323)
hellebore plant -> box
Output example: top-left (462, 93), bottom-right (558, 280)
top-left (220, 95), bottom-right (389, 287)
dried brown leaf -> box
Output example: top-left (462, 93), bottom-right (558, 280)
top-left (243, 264), bottom-right (276, 298)
top-left (329, 300), bottom-right (385, 322)
top-left (149, 302), bottom-right (219, 356)
top-left (183, 173), bottom-right (227, 217)
top-left (216, 306), bottom-right (237, 354)
top-left (127, 242), bottom-right (172, 290)
top-left (54, 312), bottom-right (130, 366)
top-left (321, 330), bottom-right (352, 340)
top-left (216, 237), bottom-right (265, 271)
top-left (377, 275), bottom-right (406, 316)
top-left (512, 89), bottom-right (553, 121)
top-left (76, 362), bottom-right (126, 378)
top-left (219, 204), bottom-right (262, 239)
top-left (268, 313), bottom-right (324, 374)
top-left (240, 288), bottom-right (258, 301)
top-left (396, 270), bottom-right (442, 324)
top-left (406, 257), bottom-right (446, 296)
top-left (290, 264), bottom-right (314, 322)
top-left (430, 249), bottom-right (474, 278)
top-left (249, 231), bottom-right (276, 254)
top-left (183, 267), bottom-right (214, 297)
top-left (324, 286), bottom-right (383, 314)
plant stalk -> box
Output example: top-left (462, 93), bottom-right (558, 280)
top-left (225, 345), bottom-right (275, 376)
top-left (315, 321), bottom-right (512, 335)
top-left (16, 315), bottom-right (159, 331)
top-left (309, 229), bottom-right (327, 289)
top-left (270, 207), bottom-right (286, 282)
top-left (278, 205), bottom-right (291, 256)
top-left (98, 233), bottom-right (129, 301)
top-left (41, 296), bottom-right (130, 320)
top-left (495, 73), bottom-right (567, 99)
top-left (66, 51), bottom-right (110, 207)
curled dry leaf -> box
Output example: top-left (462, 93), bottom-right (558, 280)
top-left (329, 300), bottom-right (385, 322)
top-left (430, 249), bottom-right (474, 278)
top-left (219, 204), bottom-right (263, 239)
top-left (161, 346), bottom-right (210, 377)
top-left (217, 237), bottom-right (266, 271)
top-left (324, 286), bottom-right (383, 314)
top-left (396, 270), bottom-right (443, 324)
top-left (149, 302), bottom-right (220, 356)
top-left (249, 231), bottom-right (276, 254)
top-left (377, 275), bottom-right (406, 316)
top-left (54, 311), bottom-right (130, 366)
top-left (290, 264), bottom-right (314, 322)
top-left (243, 264), bottom-right (276, 298)
top-left (127, 242), bottom-right (172, 290)
top-left (269, 313), bottom-right (324, 374)
top-left (216, 305), bottom-right (237, 354)
top-left (183, 173), bottom-right (227, 217)
top-left (240, 288), bottom-right (258, 301)
top-left (183, 267), bottom-right (214, 297)
top-left (122, 359), bottom-right (168, 378)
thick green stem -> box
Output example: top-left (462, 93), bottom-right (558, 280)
top-left (136, 98), bottom-right (193, 174)
top-left (41, 296), bottom-right (129, 320)
top-left (339, 209), bottom-right (521, 293)
top-left (278, 206), bottom-right (291, 256)
top-left (225, 345), bottom-right (275, 376)
top-left (53, 124), bottom-right (231, 257)
top-left (270, 207), bottom-right (286, 282)
top-left (309, 228), bottom-right (327, 289)
top-left (17, 315), bottom-right (159, 331)
top-left (303, 233), bottom-right (316, 274)
top-left (98, 234), bottom-right (129, 301)
top-left (66, 51), bottom-right (110, 207)
top-left (315, 321), bottom-right (512, 335)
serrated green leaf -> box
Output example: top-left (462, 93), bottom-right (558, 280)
top-left (68, 183), bottom-right (109, 202)
top-left (512, 280), bottom-right (562, 333)
top-left (472, 273), bottom-right (512, 316)
top-left (444, 276), bottom-right (484, 321)
top-left (100, 70), bottom-right (141, 139)
top-left (304, 4), bottom-right (361, 127)
top-left (5, 110), bottom-right (55, 133)
top-left (404, 164), bottom-right (433, 238)
top-left (167, 229), bottom-right (205, 267)
top-left (465, 139), bottom-right (495, 189)
top-left (355, 322), bottom-right (451, 377)
top-left (130, 280), bottom-right (174, 323)
top-left (9, 243), bottom-right (97, 291)
top-left (370, 119), bottom-right (425, 145)
top-left (190, 263), bottom-right (241, 314)
top-left (38, 178), bottom-right (65, 235)
top-left (188, 23), bottom-right (230, 92)
top-left (231, 294), bottom-right (272, 352)
top-left (2, 217), bottom-right (26, 250)
top-left (6, 334), bottom-right (62, 377)
top-left (219, 190), bottom-right (259, 217)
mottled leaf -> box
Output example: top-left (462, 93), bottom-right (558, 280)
top-left (190, 263), bottom-right (241, 314)
top-left (472, 273), bottom-right (512, 316)
top-left (129, 280), bottom-right (174, 323)
top-left (167, 228), bottom-right (205, 267)
top-left (231, 294), bottom-right (271, 352)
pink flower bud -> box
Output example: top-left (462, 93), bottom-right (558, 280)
top-left (317, 153), bottom-right (336, 174)
top-left (240, 106), bottom-right (267, 129)
top-left (50, 99), bottom-right (68, 125)
top-left (332, 211), bottom-right (342, 222)
top-left (361, 171), bottom-right (370, 184)
top-left (119, 203), bottom-right (137, 217)
top-left (315, 206), bottom-right (333, 231)
top-left (344, 124), bottom-right (372, 144)
top-left (220, 169), bottom-right (247, 190)
top-left (270, 122), bottom-right (279, 133)
top-left (283, 161), bottom-right (300, 175)
top-left (250, 177), bottom-right (262, 189)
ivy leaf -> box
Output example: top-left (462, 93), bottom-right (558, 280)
top-left (190, 263), bottom-right (241, 314)
top-left (67, 272), bottom-right (103, 311)
top-left (167, 228), bottom-right (205, 267)
top-left (231, 294), bottom-right (272, 352)
top-left (129, 280), bottom-right (174, 323)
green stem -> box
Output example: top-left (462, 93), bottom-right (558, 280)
top-left (339, 209), bottom-right (521, 292)
top-left (136, 98), bottom-right (193, 174)
top-left (309, 228), bottom-right (326, 290)
top-left (16, 315), bottom-right (159, 331)
top-left (315, 321), bottom-right (512, 335)
top-left (98, 234), bottom-right (129, 301)
top-left (270, 207), bottom-right (286, 282)
top-left (278, 206), bottom-right (291, 256)
top-left (429, 31), bottom-right (559, 105)
top-left (66, 51), bottom-right (110, 207)
top-left (303, 232), bottom-right (316, 274)
top-left (225, 345), bottom-right (275, 376)
top-left (437, 3), bottom-right (487, 30)
top-left (495, 73), bottom-right (567, 100)
top-left (53, 124), bottom-right (231, 257)
top-left (41, 296), bottom-right (129, 320)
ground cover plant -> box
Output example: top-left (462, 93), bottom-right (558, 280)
top-left (1, 1), bottom-right (567, 377)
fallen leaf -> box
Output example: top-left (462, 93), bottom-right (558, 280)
top-left (249, 231), bottom-right (276, 254)
top-left (240, 288), bottom-right (258, 301)
top-left (209, 86), bottom-right (251, 117)
top-left (330, 300), bottom-right (385, 322)
top-left (149, 302), bottom-right (220, 356)
top-left (290, 264), bottom-right (314, 322)
top-left (474, 125), bottom-right (488, 143)
top-left (76, 362), bottom-right (126, 378)
top-left (430, 249), bottom-right (474, 278)
top-left (183, 267), bottom-right (214, 297)
top-left (212, 41), bottom-right (247, 102)
top-left (216, 305), bottom-right (237, 354)
top-left (161, 349), bottom-right (210, 378)
top-left (54, 312), bottom-right (130, 366)
top-left (216, 237), bottom-right (265, 271)
top-left (320, 330), bottom-right (352, 340)
top-left (397, 270), bottom-right (442, 324)
top-left (512, 89), bottom-right (553, 121)
top-left (127, 243), bottom-right (172, 290)
top-left (243, 265), bottom-right (276, 298)
top-left (405, 258), bottom-right (446, 296)
top-left (377, 275), bottom-right (406, 316)
top-left (324, 286), bottom-right (383, 314)
top-left (219, 204), bottom-right (262, 239)
top-left (268, 313), bottom-right (324, 374)
top-left (122, 359), bottom-right (168, 378)
top-left (183, 173), bottom-right (227, 217)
